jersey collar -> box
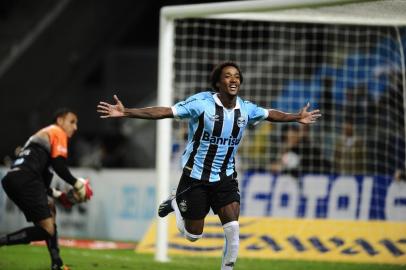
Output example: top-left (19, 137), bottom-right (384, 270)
top-left (213, 93), bottom-right (241, 110)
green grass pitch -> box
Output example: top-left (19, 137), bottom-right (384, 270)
top-left (0, 245), bottom-right (403, 270)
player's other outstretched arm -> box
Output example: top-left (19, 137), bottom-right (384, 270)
top-left (97, 95), bottom-right (173, 120)
top-left (123, 106), bottom-right (174, 119)
top-left (267, 102), bottom-right (321, 124)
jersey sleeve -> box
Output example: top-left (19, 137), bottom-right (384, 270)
top-left (172, 94), bottom-right (206, 119)
top-left (48, 126), bottom-right (68, 158)
top-left (245, 101), bottom-right (269, 125)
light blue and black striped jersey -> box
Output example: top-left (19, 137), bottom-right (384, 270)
top-left (172, 91), bottom-right (269, 182)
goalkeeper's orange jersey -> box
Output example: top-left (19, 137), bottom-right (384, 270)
top-left (11, 124), bottom-right (69, 183)
top-left (41, 124), bottom-right (69, 159)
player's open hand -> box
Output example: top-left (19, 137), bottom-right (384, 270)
top-left (97, 95), bottom-right (125, 118)
top-left (297, 102), bottom-right (321, 124)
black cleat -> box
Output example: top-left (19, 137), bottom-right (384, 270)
top-left (51, 263), bottom-right (70, 270)
top-left (158, 195), bottom-right (175, 218)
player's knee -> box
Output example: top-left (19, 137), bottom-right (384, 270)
top-left (44, 227), bottom-right (55, 237)
top-left (36, 217), bottom-right (56, 237)
top-left (32, 225), bottom-right (53, 240)
top-left (184, 223), bottom-right (203, 235)
top-left (40, 223), bottom-right (55, 237)
top-left (184, 229), bottom-right (202, 242)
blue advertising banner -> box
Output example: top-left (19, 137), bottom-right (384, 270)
top-left (240, 171), bottom-right (406, 221)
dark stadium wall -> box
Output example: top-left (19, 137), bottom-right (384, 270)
top-left (0, 0), bottom-right (231, 166)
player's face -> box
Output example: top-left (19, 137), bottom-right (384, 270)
top-left (217, 66), bottom-right (241, 97)
top-left (58, 112), bottom-right (78, 138)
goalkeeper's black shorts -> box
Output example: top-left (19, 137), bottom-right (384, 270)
top-left (2, 169), bottom-right (51, 222)
top-left (175, 173), bottom-right (240, 220)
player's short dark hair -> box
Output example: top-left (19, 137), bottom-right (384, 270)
top-left (210, 61), bottom-right (243, 92)
top-left (52, 108), bottom-right (77, 123)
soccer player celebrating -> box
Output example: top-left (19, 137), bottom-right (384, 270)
top-left (0, 108), bottom-right (93, 270)
top-left (97, 62), bottom-right (321, 270)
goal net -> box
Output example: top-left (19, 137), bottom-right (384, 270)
top-left (155, 0), bottom-right (406, 262)
top-left (170, 7), bottom-right (406, 177)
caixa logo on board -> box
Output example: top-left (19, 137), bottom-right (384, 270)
top-left (240, 171), bottom-right (406, 221)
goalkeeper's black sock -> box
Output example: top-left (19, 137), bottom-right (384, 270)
top-left (2, 226), bottom-right (51, 245)
top-left (47, 225), bottom-right (63, 267)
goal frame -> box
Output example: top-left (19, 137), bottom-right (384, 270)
top-left (155, 0), bottom-right (406, 262)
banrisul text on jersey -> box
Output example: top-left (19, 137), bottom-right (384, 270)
top-left (201, 132), bottom-right (241, 146)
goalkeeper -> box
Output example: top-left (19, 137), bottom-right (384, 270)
top-left (97, 61), bottom-right (320, 270)
top-left (0, 108), bottom-right (93, 270)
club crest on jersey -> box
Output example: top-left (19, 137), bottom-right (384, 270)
top-left (237, 116), bottom-right (246, 128)
top-left (179, 200), bottom-right (188, 212)
top-left (209, 114), bottom-right (220, 122)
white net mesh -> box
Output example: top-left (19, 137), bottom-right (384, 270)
top-left (171, 19), bottom-right (406, 179)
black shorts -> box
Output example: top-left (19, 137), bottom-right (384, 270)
top-left (1, 169), bottom-right (51, 222)
top-left (175, 173), bottom-right (240, 220)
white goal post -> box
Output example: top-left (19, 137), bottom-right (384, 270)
top-left (155, 0), bottom-right (406, 262)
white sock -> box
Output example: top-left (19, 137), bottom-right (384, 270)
top-left (171, 199), bottom-right (185, 234)
top-left (221, 221), bottom-right (239, 270)
top-left (184, 229), bottom-right (202, 242)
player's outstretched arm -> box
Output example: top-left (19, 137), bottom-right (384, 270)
top-left (267, 102), bottom-right (321, 124)
top-left (97, 95), bottom-right (174, 120)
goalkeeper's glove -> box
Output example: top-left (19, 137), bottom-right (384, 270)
top-left (49, 188), bottom-right (74, 209)
top-left (73, 178), bottom-right (94, 202)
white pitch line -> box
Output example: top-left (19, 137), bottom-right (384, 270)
top-left (63, 249), bottom-right (135, 262)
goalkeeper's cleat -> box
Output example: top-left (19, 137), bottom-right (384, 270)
top-left (158, 192), bottom-right (176, 218)
top-left (51, 263), bottom-right (70, 270)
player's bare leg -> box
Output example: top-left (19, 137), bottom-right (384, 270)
top-left (218, 201), bottom-right (240, 270)
top-left (36, 217), bottom-right (55, 236)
